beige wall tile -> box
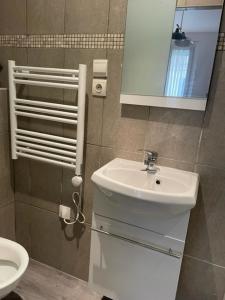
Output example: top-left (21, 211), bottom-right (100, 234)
top-left (30, 205), bottom-right (62, 269)
top-left (65, 0), bottom-right (109, 33)
top-left (61, 223), bottom-right (91, 280)
top-left (185, 165), bottom-right (225, 267)
top-left (27, 48), bottom-right (65, 102)
top-left (108, 0), bottom-right (128, 33)
top-left (157, 157), bottom-right (195, 172)
top-left (15, 202), bottom-right (32, 253)
top-left (83, 144), bottom-right (101, 224)
top-left (0, 175), bottom-right (14, 208)
top-left (16, 201), bottom-right (91, 279)
top-left (176, 256), bottom-right (225, 300)
top-left (0, 202), bottom-right (15, 240)
top-left (0, 48), bottom-right (28, 87)
top-left (14, 159), bottom-right (31, 195)
top-left (30, 161), bottom-right (62, 206)
top-left (64, 49), bottom-right (106, 145)
top-left (16, 202), bottom-right (62, 269)
top-left (145, 107), bottom-right (204, 164)
top-left (0, 89), bottom-right (9, 134)
top-left (198, 52), bottom-right (225, 168)
top-left (27, 0), bottom-right (65, 34)
top-left (102, 50), bottom-right (149, 151)
top-left (0, 133), bottom-right (11, 177)
top-left (0, 0), bottom-right (26, 34)
top-left (99, 146), bottom-right (143, 167)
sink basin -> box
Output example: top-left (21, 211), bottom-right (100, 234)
top-left (92, 158), bottom-right (199, 214)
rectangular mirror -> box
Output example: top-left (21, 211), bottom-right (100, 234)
top-left (121, 0), bottom-right (223, 111)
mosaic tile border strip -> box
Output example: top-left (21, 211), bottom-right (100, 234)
top-left (0, 34), bottom-right (124, 49)
top-left (217, 32), bottom-right (225, 50)
top-left (0, 33), bottom-right (223, 50)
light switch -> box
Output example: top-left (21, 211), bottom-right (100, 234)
top-left (92, 79), bottom-right (107, 97)
top-left (93, 59), bottom-right (108, 78)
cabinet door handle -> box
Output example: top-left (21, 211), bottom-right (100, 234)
top-left (91, 227), bottom-right (182, 259)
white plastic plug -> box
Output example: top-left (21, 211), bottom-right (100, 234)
top-left (59, 205), bottom-right (71, 220)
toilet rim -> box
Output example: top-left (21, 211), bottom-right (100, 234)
top-left (0, 237), bottom-right (29, 290)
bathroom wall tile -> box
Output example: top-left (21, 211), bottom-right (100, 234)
top-left (198, 52), bottom-right (225, 168)
top-left (27, 48), bottom-right (65, 136)
top-left (0, 175), bottom-right (14, 208)
top-left (61, 168), bottom-right (76, 208)
top-left (27, 0), bottom-right (65, 34)
top-left (102, 50), bottom-right (149, 151)
top-left (14, 159), bottom-right (31, 195)
top-left (85, 93), bottom-right (104, 146)
top-left (108, 0), bottom-right (128, 33)
top-left (145, 107), bottom-right (204, 164)
top-left (83, 144), bottom-right (101, 224)
top-left (27, 48), bottom-right (65, 76)
top-left (65, 0), bottom-right (109, 34)
top-left (64, 49), bottom-right (106, 145)
top-left (185, 165), bottom-right (225, 267)
top-left (99, 146), bottom-right (143, 167)
top-left (27, 48), bottom-right (65, 101)
top-left (0, 89), bottom-right (9, 133)
top-left (61, 223), bottom-right (91, 280)
top-left (30, 206), bottom-right (62, 269)
top-left (157, 157), bottom-right (195, 172)
top-left (15, 192), bottom-right (59, 214)
top-left (30, 161), bottom-right (62, 208)
top-left (0, 133), bottom-right (11, 177)
top-left (0, 47), bottom-right (28, 87)
top-left (99, 148), bottom-right (195, 173)
top-left (176, 256), bottom-right (225, 300)
top-left (16, 202), bottom-right (62, 269)
top-left (16, 201), bottom-right (90, 279)
top-left (0, 202), bottom-right (15, 240)
top-left (15, 202), bottom-right (32, 253)
top-left (0, 0), bottom-right (26, 34)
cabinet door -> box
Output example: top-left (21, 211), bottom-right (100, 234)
top-left (89, 218), bottom-right (183, 300)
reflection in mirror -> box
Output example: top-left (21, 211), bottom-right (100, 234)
top-left (166, 7), bottom-right (222, 98)
top-left (121, 0), bottom-right (224, 110)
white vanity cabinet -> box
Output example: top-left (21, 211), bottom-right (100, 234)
top-left (89, 159), bottom-right (199, 300)
top-left (89, 213), bottom-right (187, 300)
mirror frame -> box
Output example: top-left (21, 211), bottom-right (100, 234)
top-left (120, 94), bottom-right (207, 111)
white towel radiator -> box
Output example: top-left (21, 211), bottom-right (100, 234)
top-left (8, 60), bottom-right (87, 176)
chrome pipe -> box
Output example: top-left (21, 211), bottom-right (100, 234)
top-left (91, 227), bottom-right (182, 259)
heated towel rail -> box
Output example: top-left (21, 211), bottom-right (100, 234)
top-left (8, 60), bottom-right (87, 176)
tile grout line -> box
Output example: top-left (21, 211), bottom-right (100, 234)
top-left (15, 197), bottom-right (92, 227)
top-left (184, 254), bottom-right (225, 270)
top-left (0, 200), bottom-right (14, 210)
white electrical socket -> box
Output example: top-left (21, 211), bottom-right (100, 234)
top-left (92, 79), bottom-right (107, 97)
top-left (59, 205), bottom-right (71, 220)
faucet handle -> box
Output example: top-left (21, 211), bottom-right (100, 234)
top-left (143, 150), bottom-right (158, 161)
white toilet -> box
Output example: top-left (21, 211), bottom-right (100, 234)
top-left (0, 237), bottom-right (29, 299)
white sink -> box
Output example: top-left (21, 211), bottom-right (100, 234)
top-left (92, 158), bottom-right (199, 214)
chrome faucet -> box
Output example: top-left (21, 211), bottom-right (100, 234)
top-left (143, 150), bottom-right (158, 174)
